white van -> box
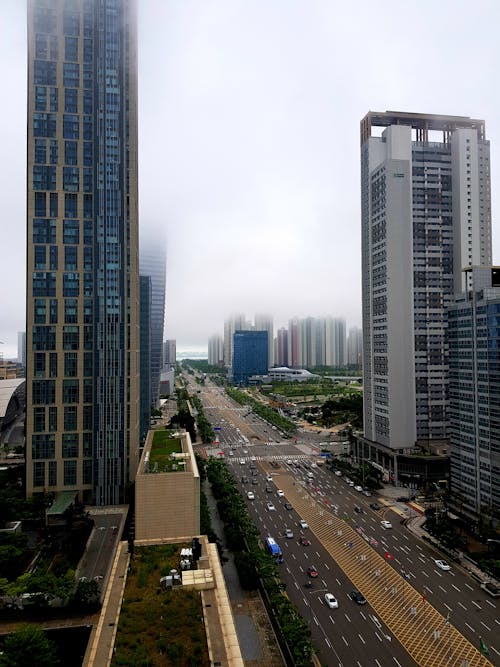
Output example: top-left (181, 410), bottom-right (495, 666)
top-left (307, 472), bottom-right (314, 479)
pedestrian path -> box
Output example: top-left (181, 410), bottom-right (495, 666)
top-left (227, 453), bottom-right (311, 462)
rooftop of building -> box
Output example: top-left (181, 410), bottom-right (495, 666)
top-left (361, 110), bottom-right (486, 143)
top-left (0, 378), bottom-right (25, 419)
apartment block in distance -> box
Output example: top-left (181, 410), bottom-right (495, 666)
top-left (26, 0), bottom-right (140, 504)
top-left (448, 267), bottom-right (500, 520)
top-left (358, 111), bottom-right (491, 486)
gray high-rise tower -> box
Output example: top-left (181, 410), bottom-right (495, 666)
top-left (26, 0), bottom-right (139, 504)
top-left (360, 111), bottom-right (491, 479)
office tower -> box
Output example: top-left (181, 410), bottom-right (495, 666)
top-left (287, 318), bottom-right (299, 368)
top-left (303, 317), bottom-right (316, 368)
top-left (347, 326), bottom-right (362, 369)
top-left (360, 111), bottom-right (491, 479)
top-left (223, 313), bottom-right (246, 368)
top-left (254, 314), bottom-right (274, 368)
top-left (276, 327), bottom-right (288, 367)
top-left (232, 331), bottom-right (268, 385)
top-left (448, 267), bottom-right (500, 520)
top-left (139, 276), bottom-right (152, 443)
top-left (163, 339), bottom-right (176, 367)
top-left (140, 233), bottom-right (166, 407)
top-left (208, 335), bottom-right (223, 366)
top-left (26, 0), bottom-right (139, 504)
top-left (17, 332), bottom-right (27, 370)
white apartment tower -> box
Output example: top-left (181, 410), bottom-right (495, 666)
top-left (361, 111), bottom-right (491, 453)
top-left (254, 314), bottom-right (274, 368)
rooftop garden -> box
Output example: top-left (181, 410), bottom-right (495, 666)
top-left (111, 543), bottom-right (210, 667)
top-left (148, 431), bottom-right (183, 472)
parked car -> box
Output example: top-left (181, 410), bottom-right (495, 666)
top-left (350, 589), bottom-right (367, 605)
top-left (307, 566), bottom-right (318, 578)
top-left (299, 520), bottom-right (308, 529)
top-left (277, 489), bottom-right (285, 497)
top-left (354, 485), bottom-right (363, 492)
top-left (324, 593), bottom-right (339, 609)
top-left (434, 559), bottom-right (451, 571)
top-left (481, 581), bottom-right (500, 597)
top-left (335, 470), bottom-right (342, 476)
top-left (284, 502), bottom-right (293, 510)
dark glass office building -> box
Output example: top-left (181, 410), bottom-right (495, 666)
top-left (26, 0), bottom-right (139, 504)
top-left (232, 331), bottom-right (268, 385)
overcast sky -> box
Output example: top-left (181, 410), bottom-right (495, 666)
top-left (2, 0), bottom-right (500, 358)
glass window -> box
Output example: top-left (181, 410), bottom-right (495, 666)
top-left (83, 404), bottom-right (92, 430)
top-left (33, 112), bottom-right (56, 138)
top-left (63, 166), bottom-right (80, 192)
top-left (33, 218), bottom-right (56, 244)
top-left (63, 325), bottom-right (79, 350)
top-left (63, 62), bottom-right (79, 87)
top-left (83, 459), bottom-right (93, 485)
top-left (34, 192), bottom-right (46, 217)
top-left (49, 351), bottom-right (57, 377)
top-left (65, 36), bottom-right (79, 61)
top-left (32, 379), bottom-right (55, 404)
top-left (83, 168), bottom-right (93, 192)
top-left (34, 60), bottom-right (57, 86)
top-left (62, 432), bottom-right (79, 457)
top-left (64, 298), bottom-right (78, 324)
top-left (82, 432), bottom-right (93, 457)
top-left (83, 142), bottom-right (93, 166)
top-left (83, 38), bottom-right (93, 63)
top-left (65, 140), bottom-right (78, 165)
top-left (49, 139), bottom-right (58, 164)
top-left (50, 193), bottom-right (58, 217)
top-left (35, 86), bottom-right (47, 112)
top-left (83, 352), bottom-right (93, 376)
top-left (63, 11), bottom-right (80, 36)
top-left (64, 194), bottom-right (78, 218)
top-left (83, 63), bottom-right (92, 88)
top-left (64, 89), bottom-right (78, 114)
top-left (33, 165), bottom-right (56, 191)
top-left (49, 299), bottom-right (58, 325)
top-left (64, 351), bottom-right (78, 377)
top-left (33, 271), bottom-right (56, 297)
top-left (34, 245), bottom-right (46, 269)
top-left (83, 246), bottom-right (92, 270)
top-left (34, 7), bottom-right (56, 34)
top-left (49, 36), bottom-right (58, 60)
top-left (33, 462), bottom-right (45, 488)
top-left (63, 114), bottom-right (79, 139)
top-left (63, 272), bottom-right (79, 297)
top-left (83, 116), bottom-right (92, 140)
top-left (34, 352), bottom-right (46, 378)
top-left (48, 460), bottom-right (57, 486)
top-left (63, 460), bottom-right (77, 486)
top-left (83, 274), bottom-right (93, 297)
top-left (49, 87), bottom-right (58, 112)
top-left (35, 34), bottom-right (48, 59)
top-left (83, 90), bottom-right (92, 113)
top-left (63, 219), bottom-right (79, 243)
top-left (32, 325), bottom-right (56, 351)
top-left (49, 246), bottom-right (58, 270)
top-left (64, 406), bottom-right (78, 431)
top-left (32, 434), bottom-right (55, 459)
top-left (48, 406), bottom-right (57, 432)
top-left (62, 379), bottom-right (79, 403)
top-left (83, 324), bottom-right (93, 348)
top-left (83, 378), bottom-right (93, 403)
top-left (33, 407), bottom-right (45, 432)
top-left (34, 299), bottom-right (46, 324)
top-left (35, 138), bottom-right (46, 164)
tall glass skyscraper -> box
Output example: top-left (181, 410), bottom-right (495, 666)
top-left (26, 0), bottom-right (139, 504)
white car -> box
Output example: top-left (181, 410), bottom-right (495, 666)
top-left (266, 475), bottom-right (273, 482)
top-left (251, 455), bottom-right (257, 461)
top-left (284, 528), bottom-right (294, 539)
top-left (239, 459), bottom-right (245, 465)
top-left (247, 491), bottom-right (255, 500)
top-left (335, 470), bottom-right (342, 477)
top-left (434, 559), bottom-right (451, 571)
top-left (299, 520), bottom-right (308, 529)
top-left (286, 459), bottom-right (293, 465)
top-left (381, 520), bottom-right (392, 529)
top-left (229, 451), bottom-right (234, 456)
top-left (277, 489), bottom-right (285, 497)
top-left (324, 593), bottom-right (339, 609)
top-left (354, 485), bottom-right (363, 492)
top-left (266, 502), bottom-right (276, 511)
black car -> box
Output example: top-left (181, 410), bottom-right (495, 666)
top-left (354, 505), bottom-right (362, 513)
top-left (350, 590), bottom-right (367, 605)
top-left (284, 502), bottom-right (293, 510)
top-left (251, 478), bottom-right (258, 485)
top-left (369, 502), bottom-right (381, 511)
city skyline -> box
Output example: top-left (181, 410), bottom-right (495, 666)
top-left (4, 1), bottom-right (500, 357)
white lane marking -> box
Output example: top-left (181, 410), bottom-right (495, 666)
top-left (342, 635), bottom-right (348, 646)
top-left (375, 660), bottom-right (382, 667)
top-left (444, 603), bottom-right (452, 612)
top-left (418, 556), bottom-right (426, 563)
top-left (336, 578), bottom-right (342, 586)
top-left (458, 602), bottom-right (467, 611)
top-left (324, 562), bottom-right (330, 570)
top-left (407, 558), bottom-right (414, 564)
top-left (451, 584), bottom-right (461, 592)
top-left (465, 622), bottom-right (475, 633)
top-left (360, 611), bottom-right (367, 620)
top-left (358, 633), bottom-right (366, 644)
top-left (329, 615), bottom-right (335, 625)
top-left (485, 599), bottom-right (496, 609)
top-left (325, 637), bottom-right (332, 648)
top-left (465, 583), bottom-right (474, 591)
top-left (472, 600), bottom-right (482, 610)
top-left (492, 646), bottom-right (500, 657)
top-left (314, 615), bottom-right (319, 626)
top-left (416, 544), bottom-right (423, 551)
top-left (481, 621), bottom-right (491, 632)
top-left (495, 619), bottom-right (500, 626)
top-left (439, 586), bottom-right (447, 593)
top-left (393, 659), bottom-right (403, 667)
top-left (374, 631), bottom-right (382, 642)
top-left (344, 613), bottom-right (351, 623)
top-left (294, 581), bottom-right (299, 589)
top-left (402, 534), bottom-right (409, 541)
top-left (421, 570), bottom-right (429, 578)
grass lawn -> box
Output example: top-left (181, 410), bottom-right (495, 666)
top-left (112, 544), bottom-right (210, 667)
top-left (149, 431), bottom-right (183, 471)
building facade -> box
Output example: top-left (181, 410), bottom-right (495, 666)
top-left (139, 276), bottom-right (152, 443)
top-left (163, 339), bottom-right (176, 367)
top-left (232, 330), bottom-right (268, 385)
top-left (448, 267), bottom-right (500, 519)
top-left (254, 313), bottom-right (274, 368)
top-left (361, 112), bottom-right (491, 465)
top-left (208, 335), bottom-right (223, 366)
top-left (223, 313), bottom-right (246, 368)
top-left (347, 326), bottom-right (362, 369)
top-left (26, 0), bottom-right (139, 503)
top-left (140, 233), bottom-right (166, 407)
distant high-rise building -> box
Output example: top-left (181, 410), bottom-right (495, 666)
top-left (140, 234), bottom-right (166, 407)
top-left (448, 267), bottom-right (500, 520)
top-left (287, 318), bottom-right (300, 368)
top-left (17, 332), bottom-right (26, 370)
top-left (164, 339), bottom-right (176, 366)
top-left (360, 111), bottom-right (491, 480)
top-left (347, 326), bottom-right (362, 368)
top-left (254, 314), bottom-right (274, 368)
top-left (223, 313), bottom-right (246, 368)
top-left (276, 327), bottom-right (288, 367)
top-left (26, 0), bottom-right (139, 503)
top-left (139, 276), bottom-right (152, 442)
top-left (208, 335), bottom-right (223, 366)
top-left (232, 330), bottom-right (268, 385)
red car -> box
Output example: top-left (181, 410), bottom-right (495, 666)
top-left (307, 566), bottom-right (318, 578)
top-left (299, 536), bottom-right (311, 546)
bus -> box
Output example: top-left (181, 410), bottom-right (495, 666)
top-left (265, 536), bottom-right (283, 563)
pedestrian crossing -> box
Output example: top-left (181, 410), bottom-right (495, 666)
top-left (227, 454), bottom-right (311, 462)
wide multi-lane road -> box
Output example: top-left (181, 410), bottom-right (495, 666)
top-left (192, 378), bottom-right (496, 666)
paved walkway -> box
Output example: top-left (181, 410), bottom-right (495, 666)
top-left (203, 479), bottom-right (284, 667)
